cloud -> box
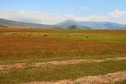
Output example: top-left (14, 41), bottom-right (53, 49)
top-left (81, 7), bottom-right (89, 10)
top-left (0, 10), bottom-right (67, 24)
top-left (0, 10), bottom-right (110, 24)
top-left (108, 9), bottom-right (126, 18)
top-left (66, 14), bottom-right (109, 22)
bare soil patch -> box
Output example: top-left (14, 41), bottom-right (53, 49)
top-left (1, 32), bottom-right (14, 35)
top-left (32, 57), bottom-right (126, 67)
top-left (22, 71), bottom-right (126, 84)
top-left (0, 57), bottom-right (126, 71)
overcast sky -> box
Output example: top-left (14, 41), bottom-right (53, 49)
top-left (0, 0), bottom-right (126, 25)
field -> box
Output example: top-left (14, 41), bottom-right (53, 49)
top-left (0, 28), bottom-right (126, 84)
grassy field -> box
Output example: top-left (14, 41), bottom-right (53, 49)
top-left (0, 28), bottom-right (126, 84)
top-left (0, 60), bottom-right (126, 84)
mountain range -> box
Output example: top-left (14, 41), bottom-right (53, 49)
top-left (57, 20), bottom-right (126, 30)
top-left (0, 18), bottom-right (126, 30)
top-left (0, 18), bottom-right (64, 29)
top-left (57, 20), bottom-right (90, 29)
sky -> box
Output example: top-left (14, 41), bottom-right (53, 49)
top-left (0, 0), bottom-right (126, 25)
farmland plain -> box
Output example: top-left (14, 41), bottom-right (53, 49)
top-left (0, 28), bottom-right (126, 84)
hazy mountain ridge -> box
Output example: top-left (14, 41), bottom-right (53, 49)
top-left (0, 18), bottom-right (126, 30)
top-left (57, 20), bottom-right (126, 30)
top-left (78, 21), bottom-right (126, 29)
top-left (0, 18), bottom-right (64, 29)
top-left (119, 27), bottom-right (126, 30)
top-left (57, 20), bottom-right (90, 29)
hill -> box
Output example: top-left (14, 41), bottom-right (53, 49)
top-left (119, 27), bottom-right (126, 30)
top-left (57, 20), bottom-right (90, 29)
top-left (57, 20), bottom-right (126, 30)
top-left (1, 18), bottom-right (126, 30)
top-left (0, 18), bottom-right (64, 29)
top-left (78, 21), bottom-right (126, 30)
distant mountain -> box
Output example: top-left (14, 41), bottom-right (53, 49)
top-left (57, 20), bottom-right (90, 29)
top-left (119, 27), bottom-right (126, 30)
top-left (1, 18), bottom-right (126, 30)
top-left (69, 25), bottom-right (90, 29)
top-left (0, 18), bottom-right (64, 29)
top-left (78, 21), bottom-right (126, 30)
top-left (57, 20), bottom-right (126, 30)
top-left (57, 20), bottom-right (79, 27)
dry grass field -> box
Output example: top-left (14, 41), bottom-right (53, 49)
top-left (0, 28), bottom-right (126, 84)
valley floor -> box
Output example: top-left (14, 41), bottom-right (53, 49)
top-left (0, 29), bottom-right (126, 84)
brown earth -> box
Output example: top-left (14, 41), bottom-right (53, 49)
top-left (0, 57), bottom-right (126, 71)
top-left (22, 71), bottom-right (126, 84)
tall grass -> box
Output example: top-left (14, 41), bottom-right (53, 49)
top-left (0, 35), bottom-right (126, 63)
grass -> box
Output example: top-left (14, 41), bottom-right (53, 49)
top-left (10, 29), bottom-right (126, 42)
top-left (0, 60), bottom-right (126, 84)
top-left (114, 80), bottom-right (126, 84)
top-left (0, 32), bottom-right (4, 35)
top-left (0, 28), bottom-right (126, 83)
top-left (0, 34), bottom-right (126, 64)
top-left (0, 29), bottom-right (126, 64)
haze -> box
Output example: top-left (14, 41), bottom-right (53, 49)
top-left (0, 0), bottom-right (126, 25)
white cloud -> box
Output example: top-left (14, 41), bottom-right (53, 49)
top-left (81, 7), bottom-right (89, 10)
top-left (78, 15), bottom-right (109, 22)
top-left (68, 15), bottom-right (109, 22)
top-left (108, 9), bottom-right (126, 18)
top-left (0, 10), bottom-right (110, 24)
top-left (0, 10), bottom-right (67, 24)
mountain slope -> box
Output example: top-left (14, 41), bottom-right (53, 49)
top-left (57, 20), bottom-right (90, 29)
top-left (1, 18), bottom-right (126, 30)
top-left (57, 20), bottom-right (126, 30)
top-left (119, 27), bottom-right (126, 30)
top-left (78, 21), bottom-right (126, 29)
top-left (0, 18), bottom-right (64, 29)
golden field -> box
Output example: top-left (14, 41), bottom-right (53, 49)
top-left (0, 28), bottom-right (126, 84)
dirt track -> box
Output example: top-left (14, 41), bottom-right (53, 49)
top-left (22, 71), bottom-right (126, 84)
top-left (0, 57), bottom-right (126, 71)
top-left (1, 32), bottom-right (14, 35)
